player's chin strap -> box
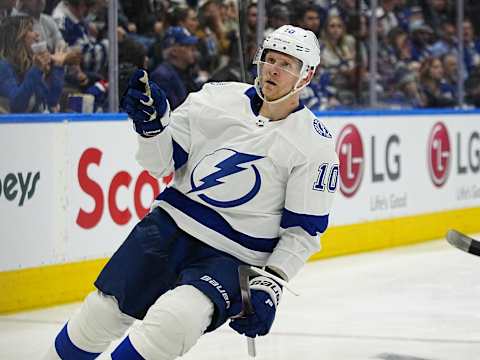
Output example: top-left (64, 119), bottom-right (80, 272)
top-left (253, 78), bottom-right (309, 127)
top-left (253, 76), bottom-right (310, 105)
top-left (254, 63), bottom-right (315, 104)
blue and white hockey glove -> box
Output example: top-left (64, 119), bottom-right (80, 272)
top-left (229, 276), bottom-right (282, 337)
top-left (120, 69), bottom-right (169, 138)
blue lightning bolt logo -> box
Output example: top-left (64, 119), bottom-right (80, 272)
top-left (189, 149), bottom-right (264, 208)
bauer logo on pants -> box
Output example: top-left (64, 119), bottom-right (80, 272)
top-left (200, 275), bottom-right (231, 309)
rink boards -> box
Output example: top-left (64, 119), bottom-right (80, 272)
top-left (1, 110), bottom-right (479, 313)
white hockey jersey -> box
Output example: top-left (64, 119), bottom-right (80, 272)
top-left (136, 82), bottom-right (339, 280)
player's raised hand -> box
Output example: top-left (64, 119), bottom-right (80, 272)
top-left (120, 69), bottom-right (169, 138)
top-left (229, 276), bottom-right (282, 337)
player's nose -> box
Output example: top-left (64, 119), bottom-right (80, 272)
top-left (268, 65), bottom-right (279, 77)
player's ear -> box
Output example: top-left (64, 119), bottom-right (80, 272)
top-left (299, 68), bottom-right (315, 87)
top-left (305, 68), bottom-right (315, 82)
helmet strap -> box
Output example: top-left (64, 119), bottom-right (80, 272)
top-left (254, 65), bottom-right (313, 104)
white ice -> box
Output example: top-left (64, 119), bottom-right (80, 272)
top-left (1, 236), bottom-right (480, 360)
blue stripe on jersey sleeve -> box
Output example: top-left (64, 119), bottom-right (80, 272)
top-left (280, 208), bottom-right (329, 236)
top-left (172, 140), bottom-right (188, 170)
top-left (157, 187), bottom-right (279, 252)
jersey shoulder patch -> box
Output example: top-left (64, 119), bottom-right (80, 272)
top-left (312, 118), bottom-right (333, 139)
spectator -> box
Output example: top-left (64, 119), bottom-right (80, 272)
top-left (301, 68), bottom-right (340, 110)
top-left (429, 20), bottom-right (457, 58)
top-left (404, 5), bottom-right (425, 33)
top-left (44, 0), bottom-right (60, 15)
top-left (121, 0), bottom-right (163, 36)
top-left (408, 60), bottom-right (422, 80)
top-left (389, 26), bottom-right (413, 64)
top-left (220, 0), bottom-right (237, 34)
top-left (196, 0), bottom-right (229, 76)
top-left (0, 16), bottom-right (65, 113)
top-left (0, 0), bottom-right (15, 18)
top-left (12, 0), bottom-right (66, 53)
top-left (119, 37), bottom-right (148, 69)
top-left (442, 52), bottom-right (458, 91)
top-left (409, 21), bottom-right (435, 61)
top-left (369, 13), bottom-right (402, 94)
top-left (423, 0), bottom-right (455, 34)
top-left (246, 1), bottom-right (257, 36)
top-left (320, 14), bottom-right (355, 72)
top-left (12, 0), bottom-right (83, 73)
top-left (150, 5), bottom-right (199, 69)
top-left (419, 57), bottom-right (456, 108)
top-left (295, 5), bottom-right (322, 38)
top-left (387, 66), bottom-right (425, 108)
top-left (466, 0), bottom-right (480, 35)
top-left (465, 67), bottom-right (480, 107)
top-left (265, 4), bottom-right (290, 37)
top-left (329, 0), bottom-right (366, 35)
top-left (241, 1), bottom-right (260, 70)
top-left (394, 0), bottom-right (411, 31)
top-left (463, 19), bottom-right (480, 75)
top-left (378, 0), bottom-right (400, 36)
top-left (151, 26), bottom-right (199, 110)
top-left (208, 26), bottom-right (256, 84)
top-left (172, 5), bottom-right (199, 35)
top-left (52, 0), bottom-right (107, 75)
top-left (320, 14), bottom-right (358, 106)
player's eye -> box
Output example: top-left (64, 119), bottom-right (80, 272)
top-left (266, 57), bottom-right (275, 64)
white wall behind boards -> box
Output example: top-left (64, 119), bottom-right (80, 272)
top-left (0, 112), bottom-right (479, 271)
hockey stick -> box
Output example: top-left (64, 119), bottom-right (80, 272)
top-left (233, 266), bottom-right (300, 358)
top-left (234, 265), bottom-right (258, 358)
top-left (446, 229), bottom-right (480, 256)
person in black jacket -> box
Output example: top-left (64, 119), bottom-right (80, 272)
top-left (150, 26), bottom-right (199, 110)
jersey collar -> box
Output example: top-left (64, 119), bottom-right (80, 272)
top-left (244, 86), bottom-right (305, 117)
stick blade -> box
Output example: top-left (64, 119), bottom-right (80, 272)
top-left (446, 229), bottom-right (472, 252)
top-left (446, 229), bottom-right (480, 256)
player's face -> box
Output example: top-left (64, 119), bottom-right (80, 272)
top-left (259, 51), bottom-right (302, 101)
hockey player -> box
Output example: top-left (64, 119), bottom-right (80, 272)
top-left (43, 25), bottom-right (339, 359)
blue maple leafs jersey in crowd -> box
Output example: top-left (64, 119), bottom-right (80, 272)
top-left (136, 82), bottom-right (339, 280)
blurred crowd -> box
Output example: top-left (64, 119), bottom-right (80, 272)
top-left (1, 0), bottom-right (480, 113)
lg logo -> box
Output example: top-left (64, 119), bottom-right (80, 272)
top-left (336, 121), bottom-right (476, 194)
top-left (336, 124), bottom-right (364, 198)
top-left (426, 121), bottom-right (480, 188)
top-left (336, 124), bottom-right (402, 198)
top-left (427, 122), bottom-right (451, 187)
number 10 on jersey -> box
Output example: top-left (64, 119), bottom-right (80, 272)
top-left (313, 163), bottom-right (339, 192)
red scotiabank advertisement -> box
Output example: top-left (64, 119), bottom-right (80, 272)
top-left (66, 121), bottom-right (172, 262)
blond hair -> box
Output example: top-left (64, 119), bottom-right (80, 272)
top-left (321, 15), bottom-right (353, 61)
top-left (0, 16), bottom-right (35, 78)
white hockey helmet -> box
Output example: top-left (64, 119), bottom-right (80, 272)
top-left (254, 25), bottom-right (321, 103)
